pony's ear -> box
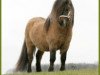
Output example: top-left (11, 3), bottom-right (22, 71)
top-left (44, 17), bottom-right (50, 31)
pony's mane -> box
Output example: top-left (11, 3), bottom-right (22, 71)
top-left (52, 0), bottom-right (70, 17)
top-left (44, 0), bottom-right (71, 31)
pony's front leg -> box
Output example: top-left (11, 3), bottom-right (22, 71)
top-left (60, 51), bottom-right (67, 71)
top-left (48, 50), bottom-right (56, 71)
top-left (36, 50), bottom-right (44, 72)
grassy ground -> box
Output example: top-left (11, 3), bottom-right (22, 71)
top-left (5, 69), bottom-right (98, 75)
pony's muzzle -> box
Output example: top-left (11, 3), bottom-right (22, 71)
top-left (59, 15), bottom-right (70, 27)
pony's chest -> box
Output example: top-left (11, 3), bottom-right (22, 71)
top-left (46, 26), bottom-right (72, 50)
top-left (46, 33), bottom-right (70, 49)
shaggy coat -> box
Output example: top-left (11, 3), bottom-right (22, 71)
top-left (16, 0), bottom-right (74, 72)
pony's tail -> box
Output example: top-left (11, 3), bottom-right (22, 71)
top-left (15, 40), bottom-right (28, 71)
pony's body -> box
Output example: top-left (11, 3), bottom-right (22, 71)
top-left (26, 18), bottom-right (48, 51)
top-left (16, 0), bottom-right (74, 72)
top-left (26, 17), bottom-right (72, 52)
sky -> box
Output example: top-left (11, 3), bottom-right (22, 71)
top-left (2, 0), bottom-right (98, 74)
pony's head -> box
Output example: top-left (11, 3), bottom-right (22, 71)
top-left (44, 0), bottom-right (73, 31)
top-left (52, 0), bottom-right (71, 27)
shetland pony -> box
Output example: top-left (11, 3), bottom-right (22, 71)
top-left (16, 0), bottom-right (74, 72)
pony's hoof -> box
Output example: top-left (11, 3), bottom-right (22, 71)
top-left (27, 69), bottom-right (32, 73)
top-left (60, 67), bottom-right (65, 71)
top-left (37, 70), bottom-right (41, 72)
top-left (36, 69), bottom-right (41, 72)
top-left (27, 70), bottom-right (32, 73)
top-left (48, 67), bottom-right (54, 72)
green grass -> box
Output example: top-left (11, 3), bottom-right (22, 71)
top-left (4, 69), bottom-right (98, 75)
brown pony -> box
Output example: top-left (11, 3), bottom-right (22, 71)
top-left (16, 0), bottom-right (74, 72)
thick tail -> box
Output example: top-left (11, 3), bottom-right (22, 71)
top-left (15, 40), bottom-right (28, 71)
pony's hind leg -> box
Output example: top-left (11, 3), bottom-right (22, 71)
top-left (60, 51), bottom-right (67, 71)
top-left (26, 39), bottom-right (36, 72)
top-left (48, 51), bottom-right (56, 71)
top-left (36, 50), bottom-right (44, 72)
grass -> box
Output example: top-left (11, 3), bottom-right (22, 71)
top-left (4, 69), bottom-right (98, 75)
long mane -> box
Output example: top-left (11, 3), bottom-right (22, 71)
top-left (44, 0), bottom-right (72, 31)
top-left (52, 0), bottom-right (69, 17)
